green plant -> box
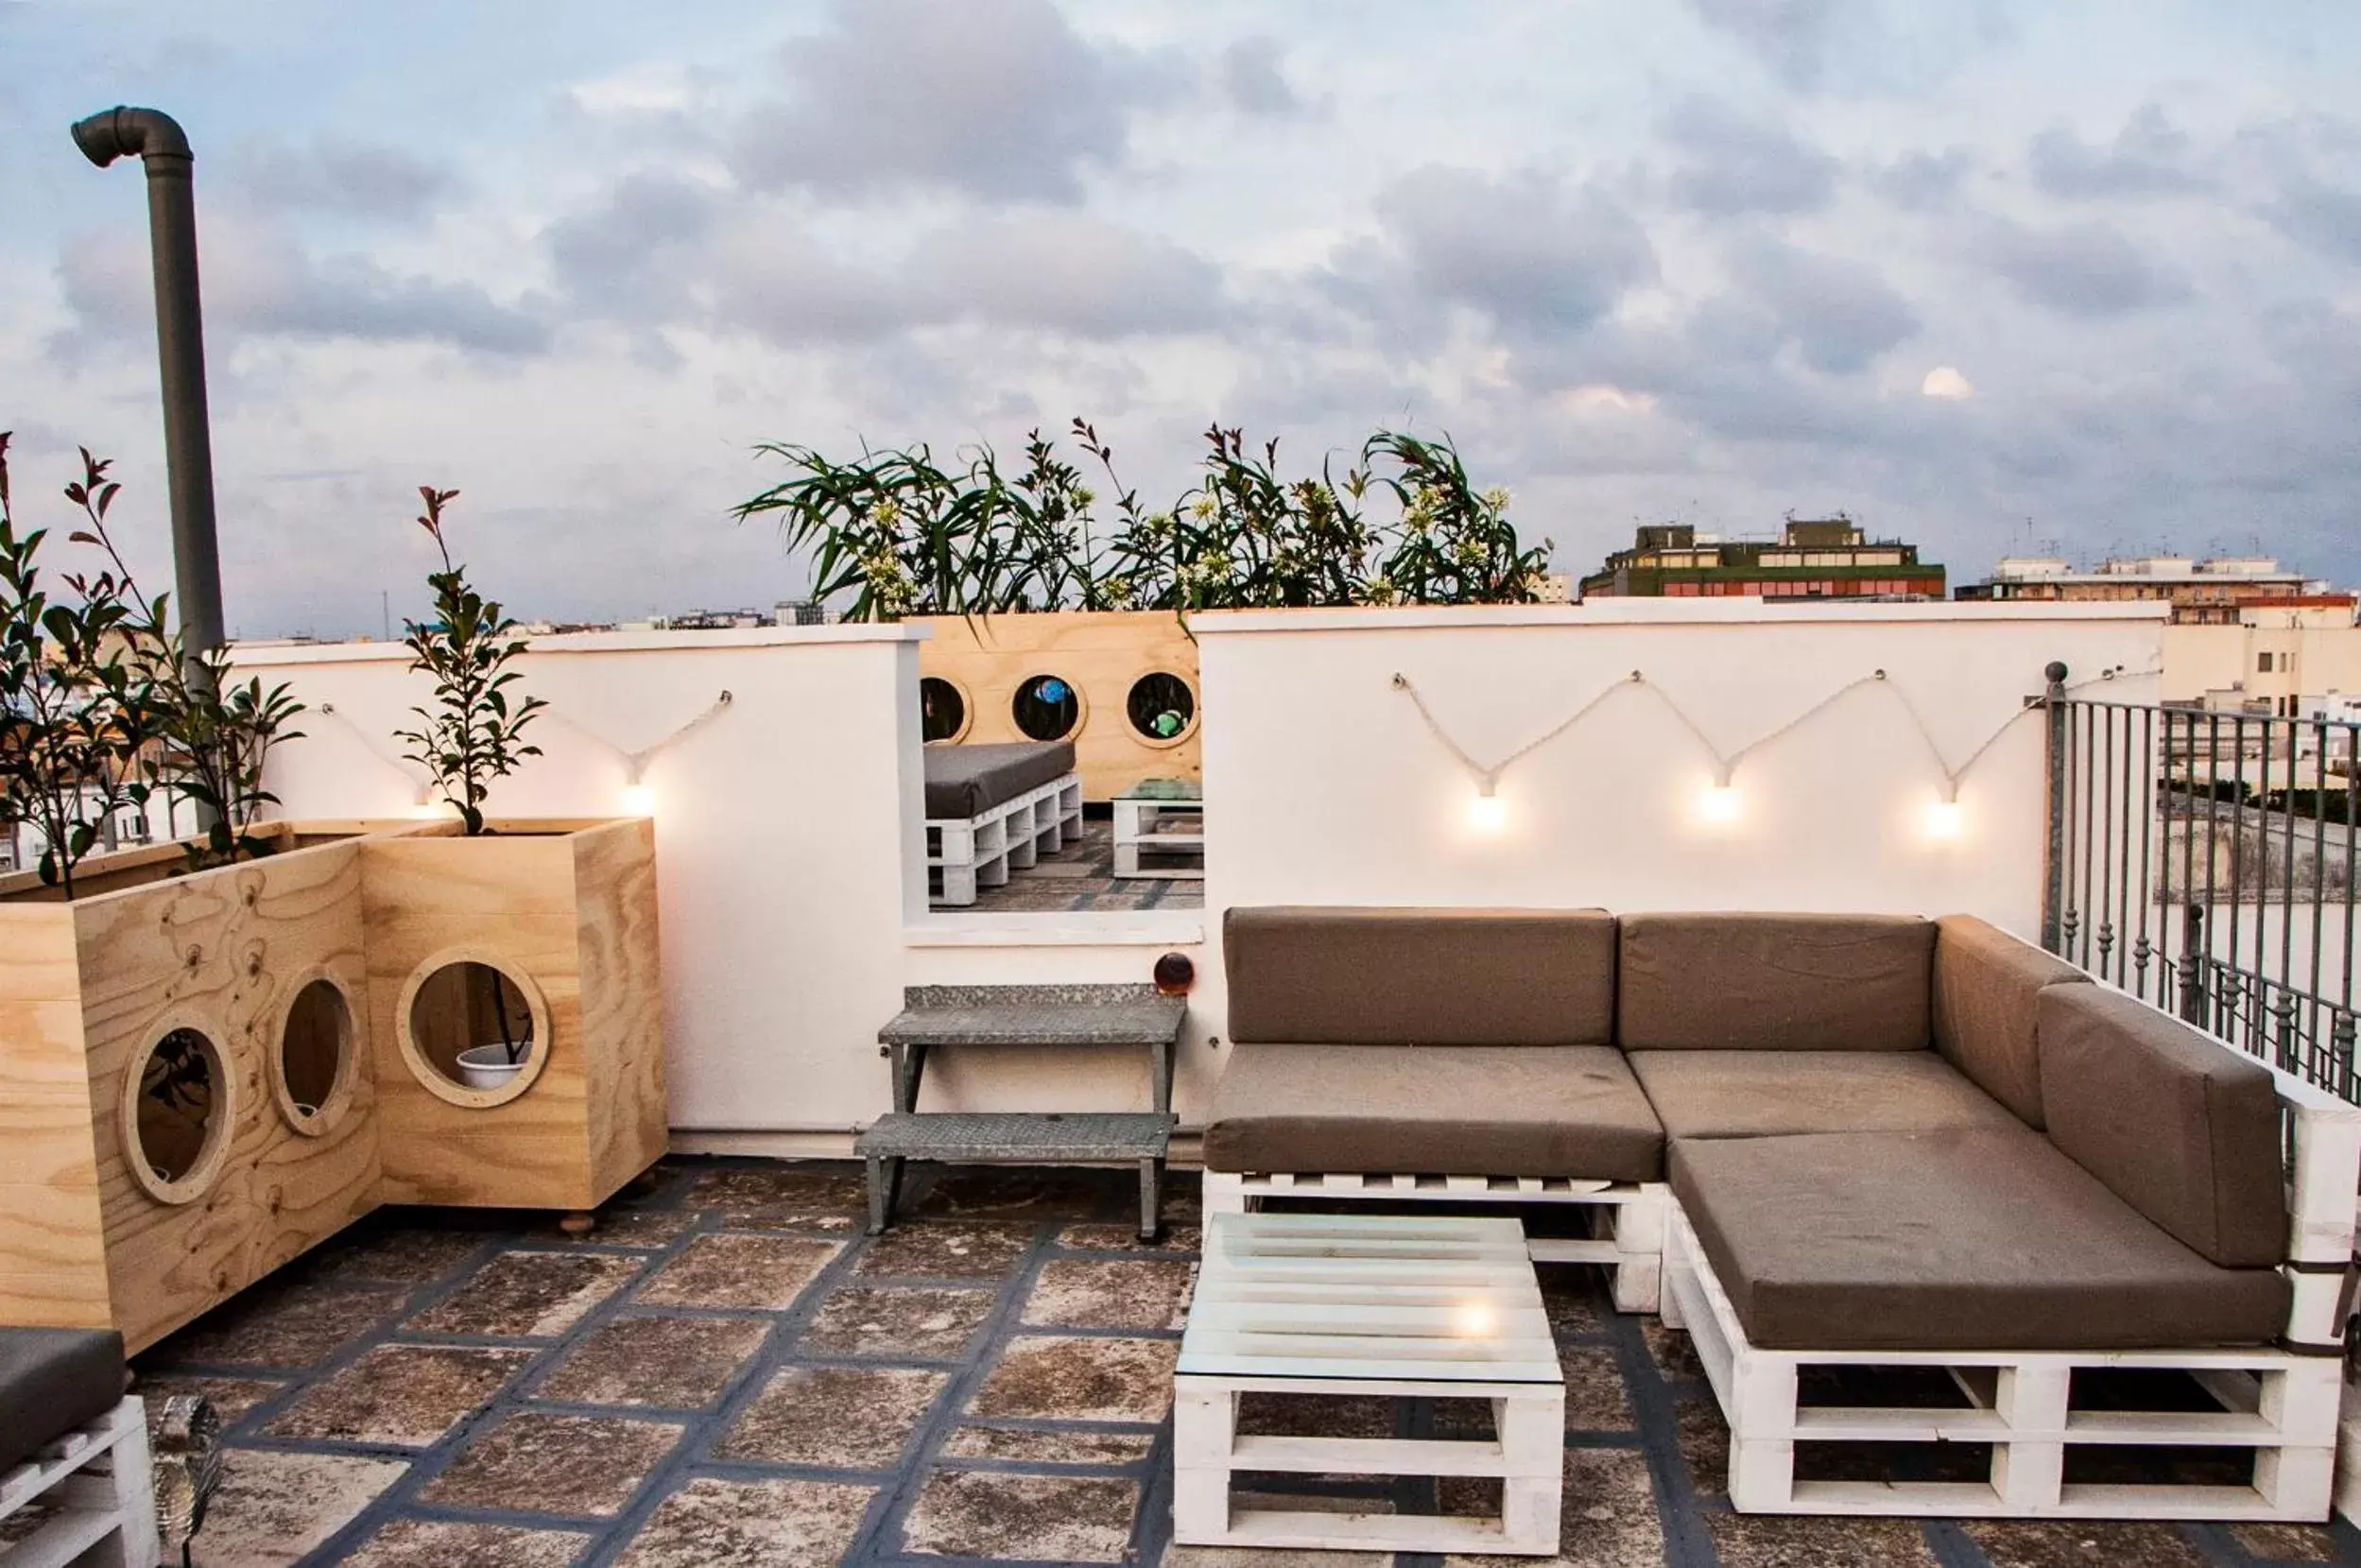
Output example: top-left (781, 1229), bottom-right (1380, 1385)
top-left (1362, 431), bottom-right (1553, 606)
top-left (395, 487), bottom-right (544, 836)
top-left (739, 419), bottom-right (1554, 618)
top-left (0, 434), bottom-right (162, 897)
top-left (64, 450), bottom-right (305, 870)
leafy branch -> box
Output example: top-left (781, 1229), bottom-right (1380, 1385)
top-left (66, 450), bottom-right (305, 871)
top-left (737, 419), bottom-right (1553, 618)
top-left (394, 488), bottom-right (544, 836)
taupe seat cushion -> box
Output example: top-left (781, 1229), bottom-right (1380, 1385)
top-left (1223, 907), bottom-right (1618, 1045)
top-left (1203, 1043), bottom-right (1663, 1181)
top-left (1932, 914), bottom-right (2090, 1128)
top-left (1618, 913), bottom-right (1934, 1051)
top-left (2039, 985), bottom-right (2287, 1268)
top-left (1631, 1050), bottom-right (2023, 1141)
top-left (1671, 1127), bottom-right (2289, 1351)
top-left (0, 1327), bottom-right (124, 1473)
top-left (922, 741), bottom-right (1075, 818)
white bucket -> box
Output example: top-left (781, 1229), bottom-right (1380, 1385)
top-left (456, 1042), bottom-right (530, 1091)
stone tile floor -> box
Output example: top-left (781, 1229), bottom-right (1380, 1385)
top-left (95, 1157), bottom-right (2361, 1567)
top-left (956, 815), bottom-right (1204, 915)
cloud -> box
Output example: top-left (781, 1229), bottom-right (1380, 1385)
top-left (544, 176), bottom-right (1223, 348)
top-left (1728, 239), bottom-right (1919, 373)
top-left (730, 0), bottom-right (1161, 203)
top-left (905, 213), bottom-right (1224, 336)
top-left (1870, 147), bottom-right (1973, 211)
top-left (1366, 166), bottom-right (1658, 336)
top-left (219, 137), bottom-right (459, 224)
top-left (1218, 37), bottom-right (1308, 117)
top-left (1979, 217), bottom-right (2189, 317)
top-left (1921, 365), bottom-right (1974, 399)
top-left (56, 219), bottom-right (549, 357)
top-left (1684, 0), bottom-right (1851, 91)
top-left (2028, 105), bottom-right (2205, 199)
top-left (1663, 97), bottom-right (1838, 215)
top-left (2263, 176), bottom-right (2361, 266)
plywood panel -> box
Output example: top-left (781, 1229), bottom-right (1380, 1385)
top-left (364, 820), bottom-right (664, 1212)
top-left (916, 611), bottom-right (1201, 800)
top-left (78, 839), bottom-right (382, 1351)
top-left (573, 818), bottom-right (669, 1202)
top-left (0, 832), bottom-right (384, 1351)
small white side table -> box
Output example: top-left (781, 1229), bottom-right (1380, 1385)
top-left (1113, 779), bottom-right (1203, 879)
top-left (1174, 1212), bottom-right (1564, 1556)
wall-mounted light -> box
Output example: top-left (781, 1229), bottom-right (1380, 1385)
top-left (1468, 777), bottom-right (1506, 832)
top-left (620, 783), bottom-right (656, 817)
top-left (1698, 763), bottom-right (1741, 825)
top-left (406, 799), bottom-right (450, 821)
top-left (1923, 789), bottom-right (1964, 840)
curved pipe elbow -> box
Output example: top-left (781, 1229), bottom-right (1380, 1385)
top-left (71, 106), bottom-right (193, 167)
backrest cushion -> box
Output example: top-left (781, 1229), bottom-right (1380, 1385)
top-left (1222, 906), bottom-right (1617, 1045)
top-left (2038, 984), bottom-right (2286, 1267)
top-left (1617, 913), bottom-right (1934, 1051)
top-left (1931, 915), bottom-right (2093, 1129)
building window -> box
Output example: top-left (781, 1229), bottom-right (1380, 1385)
top-left (2259, 652), bottom-right (2275, 673)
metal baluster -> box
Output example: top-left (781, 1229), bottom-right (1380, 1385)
top-left (2335, 1009), bottom-right (2357, 1104)
top-left (2229, 715), bottom-right (2246, 1001)
top-left (2137, 705), bottom-right (2155, 1005)
top-left (2099, 703), bottom-right (2118, 984)
top-left (2180, 905), bottom-right (2207, 1025)
top-left (2272, 989), bottom-right (2300, 1076)
top-left (2132, 934), bottom-right (2152, 1001)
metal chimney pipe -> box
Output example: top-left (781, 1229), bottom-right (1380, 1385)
top-left (69, 106), bottom-right (226, 667)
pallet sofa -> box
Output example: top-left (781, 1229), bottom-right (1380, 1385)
top-left (922, 741), bottom-right (1083, 906)
top-left (1201, 907), bottom-right (2361, 1521)
top-left (0, 1328), bottom-right (156, 1567)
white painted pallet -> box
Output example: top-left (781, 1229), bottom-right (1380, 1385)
top-left (0, 1396), bottom-right (159, 1568)
top-left (1201, 1168), bottom-right (1667, 1313)
top-left (925, 772), bottom-right (1082, 906)
top-left (1175, 1212), bottom-right (1565, 1556)
top-left (1661, 1072), bottom-right (2361, 1522)
top-left (1112, 794), bottom-right (1204, 879)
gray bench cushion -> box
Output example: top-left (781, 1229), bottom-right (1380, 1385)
top-left (922, 741), bottom-right (1075, 819)
top-left (1631, 1049), bottom-right (2023, 1141)
top-left (0, 1327), bottom-right (125, 1473)
top-left (1223, 907), bottom-right (1618, 1046)
top-left (1932, 914), bottom-right (2091, 1129)
top-left (1670, 1126), bottom-right (2289, 1351)
top-left (1203, 1043), bottom-right (1663, 1181)
top-left (2039, 985), bottom-right (2288, 1268)
top-left (1618, 913), bottom-right (1934, 1052)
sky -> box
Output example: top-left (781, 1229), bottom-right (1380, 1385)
top-left (3, 0), bottom-right (2358, 637)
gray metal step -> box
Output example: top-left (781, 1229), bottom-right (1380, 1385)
top-left (855, 1111), bottom-right (1174, 1163)
top-left (879, 984), bottom-right (1186, 1048)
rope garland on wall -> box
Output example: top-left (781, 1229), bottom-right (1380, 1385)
top-left (543, 690), bottom-right (735, 784)
top-left (316, 702), bottom-right (435, 804)
top-left (1392, 663), bottom-right (2151, 802)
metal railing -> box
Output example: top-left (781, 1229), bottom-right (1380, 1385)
top-left (2044, 666), bottom-right (2360, 1100)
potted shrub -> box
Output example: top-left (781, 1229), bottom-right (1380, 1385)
top-left (363, 488), bottom-right (667, 1220)
top-left (0, 438), bottom-right (384, 1351)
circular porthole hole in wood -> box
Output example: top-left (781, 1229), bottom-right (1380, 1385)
top-left (1126, 671), bottom-right (1196, 743)
top-left (921, 676), bottom-right (970, 743)
top-left (129, 1026), bottom-right (230, 1202)
top-left (277, 977), bottom-right (353, 1133)
top-left (408, 959), bottom-right (543, 1102)
top-left (1013, 673), bottom-right (1082, 741)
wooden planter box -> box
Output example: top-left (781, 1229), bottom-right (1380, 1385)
top-left (0, 823), bottom-right (386, 1352)
top-left (362, 818), bottom-right (666, 1214)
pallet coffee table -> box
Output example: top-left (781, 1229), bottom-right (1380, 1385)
top-left (1173, 1212), bottom-right (1564, 1556)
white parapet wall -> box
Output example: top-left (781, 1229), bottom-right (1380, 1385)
top-left (241, 601), bottom-right (2170, 1145)
top-left (239, 626), bottom-right (929, 1138)
top-left (1188, 599), bottom-right (2170, 1060)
